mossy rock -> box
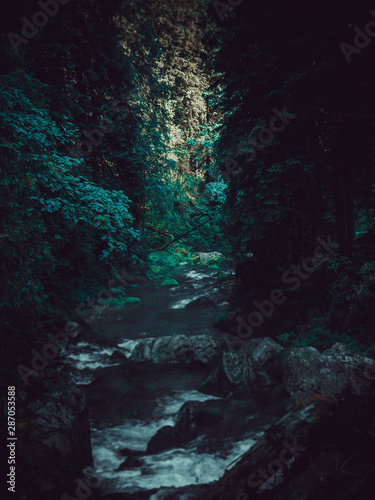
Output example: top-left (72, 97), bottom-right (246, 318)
top-left (160, 279), bottom-right (179, 288)
top-left (207, 265), bottom-right (220, 270)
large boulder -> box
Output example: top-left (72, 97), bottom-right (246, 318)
top-left (198, 337), bottom-right (284, 397)
top-left (22, 385), bottom-right (92, 467)
top-left (129, 335), bottom-right (221, 365)
top-left (222, 337), bottom-right (284, 385)
top-left (16, 379), bottom-right (93, 500)
top-left (283, 342), bottom-right (375, 402)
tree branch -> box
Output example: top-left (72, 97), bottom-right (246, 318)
top-left (148, 219), bottom-right (210, 253)
top-left (144, 224), bottom-right (173, 238)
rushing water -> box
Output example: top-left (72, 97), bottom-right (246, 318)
top-left (61, 264), bottom-right (288, 498)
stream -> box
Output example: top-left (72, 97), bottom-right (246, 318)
top-left (61, 264), bottom-right (290, 499)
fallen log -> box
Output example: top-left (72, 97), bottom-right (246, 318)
top-left (198, 394), bottom-right (339, 499)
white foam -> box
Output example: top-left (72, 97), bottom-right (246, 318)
top-left (92, 431), bottom-right (257, 492)
top-left (89, 389), bottom-right (258, 493)
top-left (185, 270), bottom-right (212, 280)
top-left (62, 341), bottom-right (131, 373)
top-left (170, 296), bottom-right (202, 309)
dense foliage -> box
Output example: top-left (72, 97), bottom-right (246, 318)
top-left (208, 0), bottom-right (375, 345)
top-left (0, 0), bottom-right (229, 383)
top-left (2, 0), bottom-right (375, 384)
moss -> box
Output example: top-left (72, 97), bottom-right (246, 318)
top-left (148, 251), bottom-right (184, 269)
top-left (160, 279), bottom-right (179, 288)
top-left (147, 251), bottom-right (190, 278)
top-left (147, 264), bottom-right (167, 280)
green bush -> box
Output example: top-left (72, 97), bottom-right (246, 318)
top-left (277, 327), bottom-right (362, 355)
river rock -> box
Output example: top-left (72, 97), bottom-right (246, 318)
top-left (175, 401), bottom-right (224, 432)
top-left (185, 296), bottom-right (216, 309)
top-left (109, 350), bottom-right (128, 363)
top-left (283, 342), bottom-right (375, 402)
top-left (129, 335), bottom-right (221, 365)
top-left (146, 400), bottom-right (231, 455)
top-left (146, 425), bottom-right (186, 454)
top-left (198, 337), bottom-right (284, 396)
top-left (223, 337), bottom-right (284, 385)
top-left (197, 251), bottom-right (222, 262)
top-left (115, 455), bottom-right (142, 470)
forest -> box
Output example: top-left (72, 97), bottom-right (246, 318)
top-left (1, 0), bottom-right (375, 499)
